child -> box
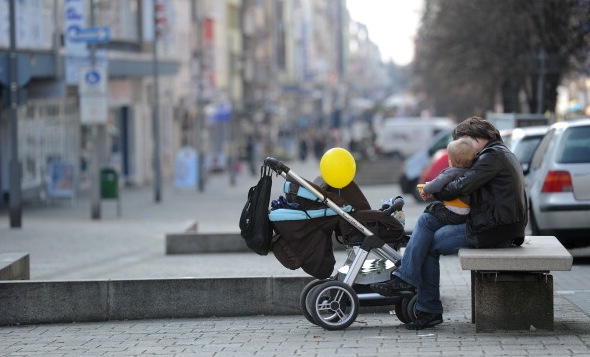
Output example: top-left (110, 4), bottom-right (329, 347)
top-left (418, 138), bottom-right (476, 225)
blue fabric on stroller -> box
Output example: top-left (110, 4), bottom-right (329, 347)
top-left (269, 182), bottom-right (353, 221)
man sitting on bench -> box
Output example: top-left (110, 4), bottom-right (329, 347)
top-left (370, 116), bottom-right (528, 330)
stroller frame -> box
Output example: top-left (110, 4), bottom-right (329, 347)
top-left (265, 157), bottom-right (416, 330)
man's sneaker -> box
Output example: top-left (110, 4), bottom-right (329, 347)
top-left (370, 276), bottom-right (415, 296)
top-left (405, 310), bottom-right (443, 330)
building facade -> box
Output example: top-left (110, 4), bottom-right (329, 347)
top-left (0, 0), bottom-right (387, 207)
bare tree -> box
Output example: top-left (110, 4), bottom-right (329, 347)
top-left (415, 0), bottom-right (590, 120)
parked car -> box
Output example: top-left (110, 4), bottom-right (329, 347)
top-left (525, 119), bottom-right (590, 247)
top-left (419, 149), bottom-right (449, 187)
top-left (399, 128), bottom-right (453, 201)
top-left (502, 126), bottom-right (550, 172)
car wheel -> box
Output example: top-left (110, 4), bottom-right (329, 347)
top-left (399, 175), bottom-right (416, 194)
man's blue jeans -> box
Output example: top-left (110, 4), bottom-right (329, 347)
top-left (393, 212), bottom-right (467, 315)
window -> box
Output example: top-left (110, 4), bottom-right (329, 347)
top-left (513, 136), bottom-right (544, 165)
top-left (529, 129), bottom-right (555, 171)
top-left (557, 126), bottom-right (590, 164)
top-left (95, 0), bottom-right (139, 42)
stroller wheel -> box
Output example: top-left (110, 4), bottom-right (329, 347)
top-left (300, 279), bottom-right (326, 325)
top-left (306, 281), bottom-right (359, 330)
top-left (305, 285), bottom-right (340, 324)
top-left (402, 294), bottom-right (418, 322)
top-left (394, 302), bottom-right (410, 324)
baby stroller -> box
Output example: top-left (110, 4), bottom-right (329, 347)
top-left (264, 157), bottom-right (417, 330)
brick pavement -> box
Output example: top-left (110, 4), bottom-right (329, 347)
top-left (0, 257), bottom-right (589, 356)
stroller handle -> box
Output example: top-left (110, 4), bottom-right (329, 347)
top-left (264, 157), bottom-right (290, 174)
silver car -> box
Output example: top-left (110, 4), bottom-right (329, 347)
top-left (525, 119), bottom-right (590, 247)
top-left (505, 126), bottom-right (550, 172)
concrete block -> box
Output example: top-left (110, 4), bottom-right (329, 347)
top-left (108, 278), bottom-right (281, 319)
top-left (0, 276), bottom-right (398, 326)
top-left (0, 253), bottom-right (30, 280)
top-left (474, 272), bottom-right (553, 332)
top-left (269, 277), bottom-right (313, 315)
top-left (0, 280), bottom-right (108, 325)
top-left (354, 159), bottom-right (402, 185)
top-left (166, 233), bottom-right (249, 254)
top-left (0, 277), bottom-right (314, 325)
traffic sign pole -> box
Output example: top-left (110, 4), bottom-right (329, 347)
top-left (152, 1), bottom-right (164, 203)
top-left (88, 0), bottom-right (102, 220)
top-left (80, 67), bottom-right (108, 125)
top-left (8, 0), bottom-right (22, 228)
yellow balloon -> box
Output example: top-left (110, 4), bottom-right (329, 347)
top-left (319, 148), bottom-right (356, 188)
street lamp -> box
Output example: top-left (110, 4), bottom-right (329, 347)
top-left (152, 0), bottom-right (166, 203)
top-left (8, 0), bottom-right (22, 228)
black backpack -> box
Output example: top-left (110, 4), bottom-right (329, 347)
top-left (239, 164), bottom-right (273, 255)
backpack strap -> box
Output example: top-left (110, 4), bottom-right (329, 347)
top-left (284, 182), bottom-right (322, 202)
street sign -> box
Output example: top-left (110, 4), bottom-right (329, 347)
top-left (69, 26), bottom-right (111, 44)
top-left (80, 96), bottom-right (108, 125)
top-left (79, 67), bottom-right (107, 95)
top-left (79, 66), bottom-right (108, 125)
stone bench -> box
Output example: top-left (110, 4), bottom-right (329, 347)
top-left (166, 232), bottom-right (250, 254)
top-left (0, 253), bottom-right (30, 280)
top-left (165, 220), bottom-right (252, 254)
top-left (458, 236), bottom-right (573, 332)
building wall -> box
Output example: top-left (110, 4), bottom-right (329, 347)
top-left (1, 0), bottom-right (389, 202)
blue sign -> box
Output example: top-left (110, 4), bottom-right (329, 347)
top-left (85, 70), bottom-right (101, 86)
top-left (47, 161), bottom-right (77, 203)
top-left (174, 147), bottom-right (198, 188)
top-left (213, 103), bottom-right (232, 122)
top-left (69, 27), bottom-right (111, 44)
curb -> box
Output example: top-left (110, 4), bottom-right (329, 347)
top-left (0, 277), bottom-right (312, 326)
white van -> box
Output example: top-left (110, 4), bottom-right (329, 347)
top-left (374, 117), bottom-right (454, 159)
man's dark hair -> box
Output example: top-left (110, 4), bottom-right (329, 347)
top-left (452, 116), bottom-right (502, 141)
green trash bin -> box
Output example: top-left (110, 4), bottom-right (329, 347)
top-left (100, 167), bottom-right (118, 199)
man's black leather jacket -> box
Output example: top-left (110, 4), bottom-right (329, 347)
top-left (434, 140), bottom-right (528, 248)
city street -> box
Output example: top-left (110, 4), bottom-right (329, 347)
top-left (2, 1), bottom-right (590, 354)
